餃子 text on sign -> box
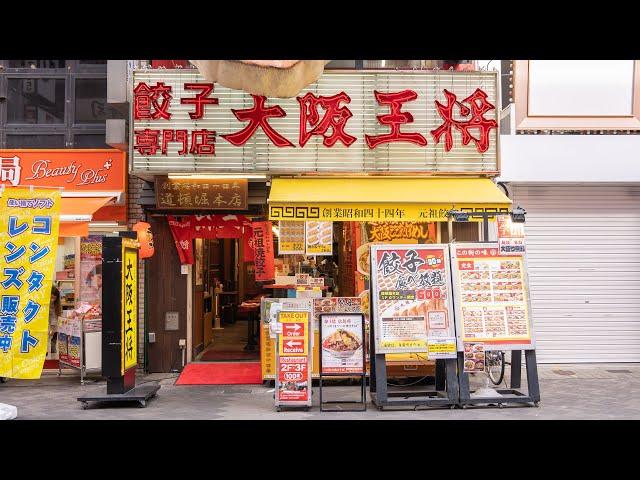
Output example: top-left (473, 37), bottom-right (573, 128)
top-left (252, 221), bottom-right (275, 281)
top-left (131, 70), bottom-right (498, 175)
top-left (155, 177), bottom-right (248, 210)
top-left (370, 244), bottom-right (457, 356)
top-left (0, 187), bottom-right (61, 379)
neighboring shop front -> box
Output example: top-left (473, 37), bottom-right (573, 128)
top-left (0, 149), bottom-right (127, 370)
top-left (129, 68), bottom-right (508, 377)
top-left (506, 183), bottom-right (640, 363)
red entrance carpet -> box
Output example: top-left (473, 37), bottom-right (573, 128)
top-left (199, 350), bottom-right (260, 362)
top-left (43, 360), bottom-right (59, 370)
top-left (175, 362), bottom-right (262, 385)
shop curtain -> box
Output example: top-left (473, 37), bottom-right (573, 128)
top-left (167, 216), bottom-right (195, 265)
top-left (192, 215), bottom-right (217, 239)
top-left (214, 214), bottom-right (246, 239)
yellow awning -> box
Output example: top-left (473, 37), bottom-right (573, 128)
top-left (268, 177), bottom-right (511, 222)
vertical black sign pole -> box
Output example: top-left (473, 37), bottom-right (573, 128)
top-left (77, 233), bottom-right (159, 409)
top-left (102, 235), bottom-right (135, 394)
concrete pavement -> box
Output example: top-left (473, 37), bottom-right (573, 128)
top-left (1, 363), bottom-right (638, 420)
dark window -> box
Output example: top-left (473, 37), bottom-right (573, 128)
top-left (79, 60), bottom-right (107, 65)
top-left (75, 78), bottom-right (107, 124)
top-left (6, 134), bottom-right (66, 148)
top-left (72, 134), bottom-right (109, 148)
top-left (7, 78), bottom-right (66, 124)
top-left (8, 60), bottom-right (66, 69)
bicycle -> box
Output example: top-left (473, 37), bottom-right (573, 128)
top-left (485, 350), bottom-right (507, 386)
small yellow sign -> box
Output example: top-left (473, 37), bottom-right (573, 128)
top-left (278, 311), bottom-right (309, 357)
top-left (121, 245), bottom-right (138, 374)
top-left (427, 341), bottom-right (456, 354)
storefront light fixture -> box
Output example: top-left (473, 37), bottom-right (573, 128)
top-left (510, 206), bottom-right (527, 223)
top-left (167, 174), bottom-right (268, 180)
top-left (447, 209), bottom-right (469, 222)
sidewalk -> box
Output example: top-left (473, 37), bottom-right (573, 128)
top-left (1, 364), bottom-right (638, 420)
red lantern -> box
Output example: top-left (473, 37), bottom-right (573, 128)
top-left (133, 221), bottom-right (155, 259)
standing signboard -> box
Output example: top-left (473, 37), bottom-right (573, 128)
top-left (370, 244), bottom-right (457, 357)
top-left (319, 313), bottom-right (366, 411)
top-left (259, 298), bottom-right (313, 381)
top-left (450, 244), bottom-right (535, 351)
top-left (450, 242), bottom-right (540, 407)
top-left (0, 187), bottom-right (61, 379)
top-left (368, 243), bottom-right (459, 409)
top-left (77, 234), bottom-right (159, 408)
top-left (275, 310), bottom-right (313, 410)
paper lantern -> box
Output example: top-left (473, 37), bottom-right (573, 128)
top-left (133, 221), bottom-right (155, 259)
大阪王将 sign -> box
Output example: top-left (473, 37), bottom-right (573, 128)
top-left (131, 70), bottom-right (499, 175)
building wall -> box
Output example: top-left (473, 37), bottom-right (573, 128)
top-left (128, 174), bottom-right (147, 368)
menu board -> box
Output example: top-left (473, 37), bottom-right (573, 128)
top-left (260, 297), bottom-right (313, 380)
top-left (451, 244), bottom-right (534, 351)
top-left (278, 221), bottom-right (305, 254)
top-left (370, 244), bottom-right (457, 356)
top-left (319, 314), bottom-right (365, 375)
top-left (305, 221), bottom-right (333, 255)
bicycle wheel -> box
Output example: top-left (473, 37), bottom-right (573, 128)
top-left (486, 351), bottom-right (505, 385)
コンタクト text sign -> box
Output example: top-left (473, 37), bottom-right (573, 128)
top-left (0, 187), bottom-right (61, 379)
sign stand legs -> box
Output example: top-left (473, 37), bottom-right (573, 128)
top-left (510, 350), bottom-right (522, 389)
top-left (457, 350), bottom-right (540, 407)
top-left (370, 354), bottom-right (458, 410)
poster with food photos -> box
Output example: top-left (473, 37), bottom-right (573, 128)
top-left (370, 244), bottom-right (456, 355)
top-left (278, 221), bottom-right (305, 255)
top-left (305, 221), bottom-right (333, 255)
top-left (463, 342), bottom-right (486, 373)
top-left (451, 244), bottom-right (534, 351)
top-left (320, 314), bottom-right (365, 375)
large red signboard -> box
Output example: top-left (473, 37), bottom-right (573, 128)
top-left (132, 84), bottom-right (496, 155)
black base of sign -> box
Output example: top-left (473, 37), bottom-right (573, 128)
top-left (457, 350), bottom-right (541, 408)
top-left (77, 383), bottom-right (160, 409)
top-left (106, 368), bottom-right (136, 395)
top-left (370, 355), bottom-right (459, 410)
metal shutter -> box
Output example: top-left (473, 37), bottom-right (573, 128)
top-left (510, 184), bottom-right (640, 363)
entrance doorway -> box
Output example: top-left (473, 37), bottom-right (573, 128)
top-left (193, 236), bottom-right (261, 363)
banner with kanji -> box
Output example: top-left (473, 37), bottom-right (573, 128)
top-left (0, 187), bottom-right (61, 379)
top-left (252, 221), bottom-right (275, 281)
top-left (167, 216), bottom-right (194, 265)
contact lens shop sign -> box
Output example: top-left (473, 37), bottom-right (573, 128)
top-left (370, 244), bottom-right (457, 357)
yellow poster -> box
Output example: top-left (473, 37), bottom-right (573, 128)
top-left (121, 244), bottom-right (138, 374)
top-left (0, 187), bottom-right (61, 379)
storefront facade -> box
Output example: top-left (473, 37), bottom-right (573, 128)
top-left (0, 148), bottom-right (128, 368)
top-left (129, 67), bottom-right (508, 374)
top-left (498, 59), bottom-right (640, 363)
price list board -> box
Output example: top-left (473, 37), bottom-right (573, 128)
top-left (451, 243), bottom-right (535, 351)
